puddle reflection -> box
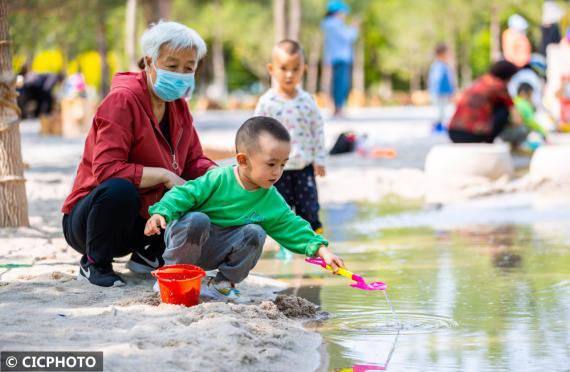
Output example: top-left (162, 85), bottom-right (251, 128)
top-left (256, 201), bottom-right (570, 371)
top-left (332, 329), bottom-right (399, 371)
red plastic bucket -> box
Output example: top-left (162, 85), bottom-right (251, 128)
top-left (151, 264), bottom-right (206, 307)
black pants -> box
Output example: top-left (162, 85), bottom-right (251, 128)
top-left (449, 105), bottom-right (510, 143)
top-left (62, 178), bottom-right (164, 265)
top-left (274, 164), bottom-right (322, 231)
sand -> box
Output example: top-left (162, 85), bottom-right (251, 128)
top-left (0, 120), bottom-right (328, 371)
top-left (3, 109), bottom-right (568, 371)
top-left (0, 270), bottom-right (323, 371)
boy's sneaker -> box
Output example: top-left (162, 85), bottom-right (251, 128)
top-left (126, 245), bottom-right (164, 274)
top-left (275, 245), bottom-right (293, 260)
top-left (202, 276), bottom-right (243, 301)
top-left (78, 256), bottom-right (125, 287)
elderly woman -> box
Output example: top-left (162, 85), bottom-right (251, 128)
top-left (61, 22), bottom-right (216, 287)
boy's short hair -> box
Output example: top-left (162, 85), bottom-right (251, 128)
top-left (274, 39), bottom-right (306, 60)
top-left (489, 60), bottom-right (519, 81)
top-left (435, 43), bottom-right (448, 56)
top-left (517, 82), bottom-right (534, 95)
top-left (236, 116), bottom-right (291, 153)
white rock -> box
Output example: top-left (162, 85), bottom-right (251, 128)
top-left (425, 144), bottom-right (514, 204)
top-left (530, 145), bottom-right (570, 185)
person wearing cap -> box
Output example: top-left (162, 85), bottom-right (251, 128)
top-left (320, 0), bottom-right (359, 116)
top-left (448, 60), bottom-right (524, 144)
top-left (61, 21), bottom-right (217, 287)
top-left (502, 14), bottom-right (532, 68)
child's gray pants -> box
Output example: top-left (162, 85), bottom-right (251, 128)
top-left (162, 212), bottom-right (266, 283)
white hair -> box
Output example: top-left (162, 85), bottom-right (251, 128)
top-left (140, 21), bottom-right (207, 63)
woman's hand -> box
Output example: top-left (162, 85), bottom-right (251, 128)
top-left (141, 167), bottom-right (185, 189)
top-left (145, 214), bottom-right (166, 236)
top-left (316, 246), bottom-right (345, 273)
top-left (163, 170), bottom-right (186, 189)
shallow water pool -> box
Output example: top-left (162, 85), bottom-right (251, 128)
top-left (255, 196), bottom-right (570, 371)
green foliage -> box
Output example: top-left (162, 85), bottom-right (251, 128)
top-left (7, 0), bottom-right (565, 94)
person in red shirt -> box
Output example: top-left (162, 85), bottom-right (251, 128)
top-left (61, 21), bottom-right (216, 287)
top-left (448, 60), bottom-right (523, 144)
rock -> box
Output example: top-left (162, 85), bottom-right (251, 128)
top-left (425, 144), bottom-right (514, 204)
top-left (545, 133), bottom-right (570, 145)
top-left (529, 145), bottom-right (570, 185)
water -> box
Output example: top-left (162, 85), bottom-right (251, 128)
top-left (255, 195), bottom-right (570, 371)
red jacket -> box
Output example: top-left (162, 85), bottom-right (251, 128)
top-left (448, 74), bottom-right (514, 136)
top-left (62, 71), bottom-right (216, 218)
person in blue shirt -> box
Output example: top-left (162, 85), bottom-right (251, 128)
top-left (320, 0), bottom-right (359, 116)
top-left (428, 43), bottom-right (455, 132)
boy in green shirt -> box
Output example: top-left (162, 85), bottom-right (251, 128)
top-left (145, 116), bottom-right (344, 301)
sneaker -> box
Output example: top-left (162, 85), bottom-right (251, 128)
top-left (275, 246), bottom-right (293, 260)
top-left (77, 256), bottom-right (125, 287)
top-left (202, 276), bottom-right (242, 301)
top-left (126, 245), bottom-right (164, 274)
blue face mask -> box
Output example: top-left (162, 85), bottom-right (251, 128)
top-left (149, 61), bottom-right (195, 102)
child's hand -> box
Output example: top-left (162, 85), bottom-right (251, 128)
top-left (316, 246), bottom-right (345, 273)
top-left (145, 214), bottom-right (166, 236)
top-left (314, 164), bottom-right (326, 177)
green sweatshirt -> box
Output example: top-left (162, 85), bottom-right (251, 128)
top-left (514, 96), bottom-right (547, 137)
top-left (148, 165), bottom-right (328, 257)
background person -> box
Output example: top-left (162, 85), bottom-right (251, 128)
top-left (321, 0), bottom-right (359, 116)
top-left (428, 43), bottom-right (455, 132)
top-left (448, 60), bottom-right (523, 144)
top-left (500, 83), bottom-right (548, 149)
top-left (540, 1), bottom-right (564, 56)
top-left (255, 39), bottom-right (327, 258)
top-left (61, 21), bottom-right (216, 287)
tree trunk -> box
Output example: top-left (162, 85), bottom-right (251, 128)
top-left (97, 5), bottom-right (110, 98)
top-left (125, 0), bottom-right (138, 71)
top-left (157, 0), bottom-right (171, 20)
top-left (287, 0), bottom-right (301, 41)
top-left (490, 2), bottom-right (501, 63)
top-left (319, 60), bottom-right (331, 97)
top-left (211, 33), bottom-right (226, 102)
top-left (410, 70), bottom-right (421, 93)
top-left (306, 36), bottom-right (321, 94)
top-left (409, 45), bottom-right (420, 93)
top-left (460, 37), bottom-right (472, 88)
top-left (0, 0), bottom-right (28, 227)
top-left (142, 0), bottom-right (171, 25)
top-left (352, 38), bottom-right (365, 93)
top-left (274, 0), bottom-right (286, 43)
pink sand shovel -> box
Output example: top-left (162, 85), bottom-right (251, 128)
top-left (305, 258), bottom-right (400, 327)
top-left (305, 258), bottom-right (387, 290)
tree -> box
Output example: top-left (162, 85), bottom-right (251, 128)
top-left (125, 0), bottom-right (138, 71)
top-left (97, 0), bottom-right (111, 97)
top-left (141, 0), bottom-right (171, 25)
top-left (0, 0), bottom-right (28, 227)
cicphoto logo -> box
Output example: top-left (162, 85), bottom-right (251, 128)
top-left (1, 352), bottom-right (103, 371)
